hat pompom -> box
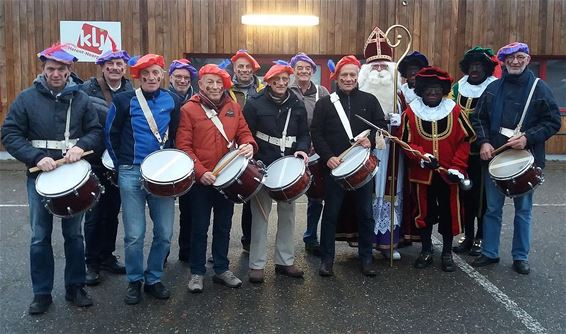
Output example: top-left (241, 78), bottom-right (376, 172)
top-left (218, 59), bottom-right (231, 70)
top-left (128, 55), bottom-right (140, 67)
top-left (327, 59), bottom-right (336, 74)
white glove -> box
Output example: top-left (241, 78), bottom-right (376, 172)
top-left (389, 114), bottom-right (401, 126)
top-left (447, 168), bottom-right (465, 182)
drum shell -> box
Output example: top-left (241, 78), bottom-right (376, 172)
top-left (306, 158), bottom-right (325, 201)
top-left (492, 165), bottom-right (543, 197)
top-left (43, 172), bottom-right (102, 218)
top-left (142, 171), bottom-right (195, 197)
top-left (215, 159), bottom-right (265, 203)
top-left (101, 150), bottom-right (118, 187)
top-left (333, 153), bottom-right (378, 191)
top-left (267, 169), bottom-right (312, 202)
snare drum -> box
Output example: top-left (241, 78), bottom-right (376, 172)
top-left (213, 150), bottom-right (265, 203)
top-left (101, 150), bottom-right (118, 187)
top-left (263, 156), bottom-right (312, 202)
top-left (140, 149), bottom-right (195, 197)
top-left (331, 146), bottom-right (378, 191)
top-left (35, 159), bottom-right (103, 217)
top-left (306, 153), bottom-right (325, 201)
top-left (488, 149), bottom-right (543, 197)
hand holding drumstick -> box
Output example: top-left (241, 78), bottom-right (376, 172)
top-left (29, 150), bottom-right (94, 173)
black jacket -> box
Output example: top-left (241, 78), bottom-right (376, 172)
top-left (310, 86), bottom-right (386, 164)
top-left (1, 75), bottom-right (102, 173)
top-left (472, 69), bottom-right (561, 168)
top-left (243, 88), bottom-right (310, 166)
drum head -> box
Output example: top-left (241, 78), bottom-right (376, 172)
top-left (141, 149), bottom-right (194, 183)
top-left (489, 149), bottom-right (534, 179)
top-left (263, 156), bottom-right (305, 189)
top-left (101, 150), bottom-right (114, 170)
top-left (331, 146), bottom-right (369, 177)
top-left (213, 151), bottom-right (248, 187)
top-left (36, 159), bottom-right (91, 197)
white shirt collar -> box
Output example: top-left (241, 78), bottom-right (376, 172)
top-left (410, 98), bottom-right (455, 122)
top-left (457, 75), bottom-right (497, 98)
top-left (400, 83), bottom-right (418, 104)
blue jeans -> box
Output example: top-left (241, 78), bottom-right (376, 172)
top-left (303, 199), bottom-right (323, 244)
top-left (319, 173), bottom-right (375, 263)
top-left (481, 166), bottom-right (533, 260)
top-left (27, 177), bottom-right (86, 295)
top-left (119, 165), bottom-right (174, 284)
top-left (187, 184), bottom-right (234, 275)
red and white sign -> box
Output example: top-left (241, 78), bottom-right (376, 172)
top-left (60, 21), bottom-right (122, 62)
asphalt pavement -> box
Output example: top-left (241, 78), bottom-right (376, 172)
top-left (0, 160), bottom-right (565, 334)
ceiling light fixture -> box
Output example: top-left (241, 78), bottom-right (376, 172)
top-left (241, 15), bottom-right (319, 26)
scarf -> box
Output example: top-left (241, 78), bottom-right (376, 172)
top-left (267, 88), bottom-right (291, 106)
top-left (198, 91), bottom-right (227, 111)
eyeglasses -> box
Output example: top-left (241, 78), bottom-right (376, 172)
top-left (173, 75), bottom-right (191, 81)
top-left (371, 63), bottom-right (389, 71)
top-left (505, 54), bottom-right (528, 62)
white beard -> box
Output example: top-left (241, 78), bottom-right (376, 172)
top-left (359, 63), bottom-right (396, 117)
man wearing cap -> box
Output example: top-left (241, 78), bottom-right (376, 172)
top-left (243, 61), bottom-right (310, 283)
top-left (105, 54), bottom-right (181, 304)
top-left (81, 49), bottom-right (133, 285)
top-left (229, 49), bottom-right (265, 253)
top-left (398, 51), bottom-right (429, 108)
top-left (400, 67), bottom-right (474, 272)
top-left (470, 42), bottom-right (561, 274)
top-left (310, 55), bottom-right (386, 277)
top-left (450, 46), bottom-right (498, 257)
top-left (358, 26), bottom-right (404, 261)
top-left (2, 43), bottom-right (101, 314)
top-left (166, 58), bottom-right (198, 265)
top-left (176, 64), bottom-right (257, 292)
top-left (288, 52), bottom-right (329, 256)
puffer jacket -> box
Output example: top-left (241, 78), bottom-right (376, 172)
top-left (1, 75), bottom-right (102, 174)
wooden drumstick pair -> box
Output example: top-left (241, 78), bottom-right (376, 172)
top-left (211, 144), bottom-right (250, 177)
top-left (337, 129), bottom-right (372, 161)
top-left (28, 150), bottom-right (94, 173)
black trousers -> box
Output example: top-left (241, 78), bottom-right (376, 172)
top-left (419, 173), bottom-right (453, 254)
top-left (178, 192), bottom-right (192, 259)
top-left (241, 201), bottom-right (252, 245)
top-left (461, 154), bottom-right (485, 240)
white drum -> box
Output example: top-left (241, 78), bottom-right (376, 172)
top-left (35, 159), bottom-right (102, 217)
top-left (263, 156), bottom-right (311, 202)
top-left (212, 150), bottom-right (265, 203)
top-left (140, 149), bottom-right (195, 197)
top-left (331, 145), bottom-right (378, 190)
top-left (101, 150), bottom-right (118, 186)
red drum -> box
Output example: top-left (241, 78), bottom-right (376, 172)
top-left (488, 149), bottom-right (544, 197)
top-left (140, 149), bottom-right (195, 197)
top-left (306, 153), bottom-right (325, 201)
top-left (35, 160), bottom-right (103, 217)
top-left (101, 150), bottom-right (118, 187)
top-left (263, 156), bottom-right (312, 202)
top-left (331, 146), bottom-right (378, 191)
top-left (212, 150), bottom-right (265, 203)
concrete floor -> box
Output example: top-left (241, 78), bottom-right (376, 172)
top-left (0, 160), bottom-right (565, 333)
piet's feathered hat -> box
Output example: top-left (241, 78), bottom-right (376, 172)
top-left (263, 60), bottom-right (294, 82)
top-left (414, 66), bottom-right (453, 97)
top-left (129, 54), bottom-right (165, 79)
top-left (289, 52), bottom-right (317, 73)
top-left (459, 46), bottom-right (498, 75)
top-left (230, 49), bottom-right (260, 72)
top-left (497, 42), bottom-right (529, 62)
top-left (168, 59), bottom-right (198, 79)
top-left (398, 51), bottom-right (429, 78)
top-left (199, 63), bottom-right (233, 89)
top-left (37, 42), bottom-right (77, 64)
top-left (363, 26), bottom-right (393, 63)
top-left (95, 49), bottom-right (131, 65)
top-left (328, 55), bottom-right (361, 81)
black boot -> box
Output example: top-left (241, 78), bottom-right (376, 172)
top-left (100, 255), bottom-right (126, 274)
top-left (65, 286), bottom-right (93, 307)
top-left (441, 252), bottom-right (456, 272)
top-left (452, 237), bottom-right (473, 254)
top-left (414, 252), bottom-right (433, 269)
top-left (28, 294), bottom-right (52, 315)
top-left (124, 280), bottom-right (143, 305)
top-left (86, 265), bottom-right (101, 286)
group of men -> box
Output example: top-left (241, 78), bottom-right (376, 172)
top-left (1, 24), bottom-right (561, 315)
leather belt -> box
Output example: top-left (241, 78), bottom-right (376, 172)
top-left (31, 139), bottom-right (78, 150)
top-left (256, 131), bottom-right (296, 148)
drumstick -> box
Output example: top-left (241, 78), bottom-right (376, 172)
top-left (337, 129), bottom-right (371, 161)
top-left (212, 144), bottom-right (249, 177)
top-left (29, 150), bottom-right (94, 173)
top-left (492, 143), bottom-right (510, 156)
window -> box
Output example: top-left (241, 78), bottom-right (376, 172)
top-left (528, 58), bottom-right (566, 112)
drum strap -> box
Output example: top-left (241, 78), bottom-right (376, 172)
top-left (499, 78), bottom-right (539, 138)
top-left (315, 85), bottom-right (319, 101)
top-left (63, 98), bottom-right (73, 154)
top-left (135, 88), bottom-right (169, 149)
top-left (96, 77), bottom-right (113, 106)
top-left (280, 108), bottom-right (292, 154)
top-left (201, 104), bottom-right (232, 148)
top-left (330, 93), bottom-right (354, 141)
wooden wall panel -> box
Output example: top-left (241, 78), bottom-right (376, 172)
top-left (1, 0), bottom-right (566, 151)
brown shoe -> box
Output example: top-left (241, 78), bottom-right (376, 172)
top-left (248, 269), bottom-right (264, 283)
top-left (275, 264), bottom-right (304, 278)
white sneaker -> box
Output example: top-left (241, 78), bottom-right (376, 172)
top-left (188, 274), bottom-right (204, 293)
top-left (213, 270), bottom-right (242, 288)
top-left (381, 250), bottom-right (401, 261)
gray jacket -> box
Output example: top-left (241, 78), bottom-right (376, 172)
top-left (289, 81), bottom-right (330, 126)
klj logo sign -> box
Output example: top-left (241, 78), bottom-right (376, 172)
top-left (60, 21), bottom-right (122, 62)
top-left (76, 23), bottom-right (116, 55)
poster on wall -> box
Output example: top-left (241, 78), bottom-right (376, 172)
top-left (59, 21), bottom-right (122, 62)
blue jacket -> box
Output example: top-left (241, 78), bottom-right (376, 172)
top-left (472, 69), bottom-right (561, 168)
top-left (1, 75), bottom-right (102, 172)
top-left (105, 88), bottom-right (181, 166)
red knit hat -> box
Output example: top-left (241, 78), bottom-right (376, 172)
top-left (198, 64), bottom-right (233, 89)
top-left (263, 61), bottom-right (294, 83)
top-left (329, 55), bottom-right (361, 80)
top-left (130, 54), bottom-right (165, 79)
top-left (230, 49), bottom-right (261, 72)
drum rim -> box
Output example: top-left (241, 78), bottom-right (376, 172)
top-left (35, 160), bottom-right (92, 197)
top-left (101, 150), bottom-right (115, 171)
top-left (140, 148), bottom-right (195, 183)
top-left (212, 151), bottom-right (250, 187)
top-left (331, 146), bottom-right (371, 178)
top-left (488, 149), bottom-right (534, 180)
top-left (263, 155), bottom-right (306, 189)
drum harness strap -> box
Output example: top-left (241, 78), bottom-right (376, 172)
top-left (135, 88), bottom-right (168, 149)
top-left (330, 92), bottom-right (354, 141)
top-left (499, 78), bottom-right (539, 138)
top-left (30, 98), bottom-right (78, 154)
top-left (201, 104), bottom-right (233, 149)
top-left (255, 107), bottom-right (295, 155)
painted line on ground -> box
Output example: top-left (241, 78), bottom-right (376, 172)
top-left (1, 203), bottom-right (566, 208)
top-left (432, 236), bottom-right (547, 334)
